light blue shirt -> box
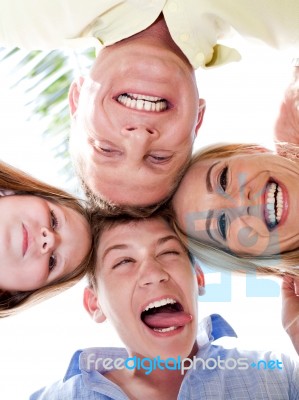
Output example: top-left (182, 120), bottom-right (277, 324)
top-left (30, 315), bottom-right (299, 399)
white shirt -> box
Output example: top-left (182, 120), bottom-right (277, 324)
top-left (0, 0), bottom-right (298, 68)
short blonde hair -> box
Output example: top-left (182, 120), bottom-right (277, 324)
top-left (172, 142), bottom-right (299, 278)
top-left (0, 160), bottom-right (92, 317)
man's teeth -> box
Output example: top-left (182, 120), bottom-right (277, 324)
top-left (143, 298), bottom-right (176, 312)
top-left (153, 326), bottom-right (178, 333)
top-left (117, 93), bottom-right (167, 112)
top-left (265, 182), bottom-right (283, 227)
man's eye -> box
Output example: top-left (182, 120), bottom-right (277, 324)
top-left (219, 166), bottom-right (228, 192)
top-left (50, 210), bottom-right (58, 230)
top-left (218, 213), bottom-right (227, 240)
top-left (100, 147), bottom-right (114, 153)
top-left (149, 155), bottom-right (171, 164)
top-left (49, 254), bottom-right (57, 271)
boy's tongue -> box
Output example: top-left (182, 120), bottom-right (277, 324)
top-left (143, 310), bottom-right (192, 329)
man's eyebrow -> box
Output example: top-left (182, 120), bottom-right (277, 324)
top-left (206, 162), bottom-right (220, 193)
top-left (205, 210), bottom-right (222, 246)
top-left (101, 244), bottom-right (128, 262)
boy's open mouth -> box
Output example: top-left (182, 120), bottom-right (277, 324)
top-left (140, 297), bottom-right (192, 333)
top-left (117, 93), bottom-right (169, 112)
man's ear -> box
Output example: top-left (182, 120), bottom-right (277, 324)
top-left (83, 286), bottom-right (106, 323)
top-left (194, 260), bottom-right (205, 296)
top-left (68, 76), bottom-right (85, 117)
top-left (194, 98), bottom-right (206, 136)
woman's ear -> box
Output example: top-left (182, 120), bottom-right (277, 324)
top-left (194, 98), bottom-right (206, 136)
top-left (83, 286), bottom-right (106, 323)
top-left (68, 76), bottom-right (85, 117)
top-left (194, 260), bottom-right (206, 296)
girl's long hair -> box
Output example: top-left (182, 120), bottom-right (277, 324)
top-left (0, 160), bottom-right (92, 317)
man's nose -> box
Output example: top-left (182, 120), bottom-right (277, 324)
top-left (120, 125), bottom-right (160, 140)
top-left (40, 227), bottom-right (58, 254)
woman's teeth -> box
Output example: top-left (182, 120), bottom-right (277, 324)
top-left (117, 93), bottom-right (167, 112)
top-left (265, 182), bottom-right (283, 229)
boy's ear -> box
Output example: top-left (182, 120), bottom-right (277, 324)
top-left (194, 260), bottom-right (206, 296)
top-left (194, 98), bottom-right (206, 136)
top-left (68, 76), bottom-right (85, 117)
top-left (83, 286), bottom-right (106, 323)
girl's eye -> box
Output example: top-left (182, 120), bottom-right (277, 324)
top-left (219, 166), bottom-right (228, 192)
top-left (49, 254), bottom-right (57, 271)
top-left (113, 258), bottom-right (134, 269)
top-left (50, 210), bottom-right (58, 230)
top-left (218, 213), bottom-right (227, 240)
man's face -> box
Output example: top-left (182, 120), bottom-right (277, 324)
top-left (84, 218), bottom-right (199, 361)
top-left (69, 40), bottom-right (204, 206)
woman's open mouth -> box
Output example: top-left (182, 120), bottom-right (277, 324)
top-left (264, 180), bottom-right (287, 230)
top-left (117, 93), bottom-right (169, 112)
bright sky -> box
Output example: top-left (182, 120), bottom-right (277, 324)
top-left (0, 39), bottom-right (297, 399)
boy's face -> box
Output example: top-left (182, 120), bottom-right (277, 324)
top-left (69, 40), bottom-right (204, 206)
top-left (85, 218), bottom-right (199, 361)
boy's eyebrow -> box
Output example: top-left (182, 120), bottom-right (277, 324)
top-left (156, 235), bottom-right (181, 246)
top-left (101, 244), bottom-right (128, 262)
top-left (101, 235), bottom-right (182, 262)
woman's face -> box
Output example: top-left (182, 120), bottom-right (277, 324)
top-left (172, 152), bottom-right (299, 257)
top-left (0, 195), bottom-right (91, 291)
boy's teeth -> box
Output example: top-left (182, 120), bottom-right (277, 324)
top-left (117, 93), bottom-right (167, 112)
top-left (265, 182), bottom-right (284, 228)
top-left (153, 326), bottom-right (177, 333)
top-left (143, 298), bottom-right (176, 312)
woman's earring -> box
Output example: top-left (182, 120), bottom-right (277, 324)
top-left (198, 286), bottom-right (206, 296)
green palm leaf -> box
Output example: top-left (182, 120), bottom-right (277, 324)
top-left (0, 46), bottom-right (95, 186)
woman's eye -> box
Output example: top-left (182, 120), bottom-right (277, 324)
top-left (49, 254), bottom-right (57, 271)
top-left (113, 258), bottom-right (134, 269)
top-left (219, 166), bottom-right (228, 192)
top-left (218, 213), bottom-right (227, 240)
top-left (50, 210), bottom-right (58, 230)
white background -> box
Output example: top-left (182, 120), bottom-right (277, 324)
top-left (0, 39), bottom-right (297, 399)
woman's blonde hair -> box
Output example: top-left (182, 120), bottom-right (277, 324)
top-left (0, 160), bottom-right (92, 317)
top-left (172, 142), bottom-right (299, 278)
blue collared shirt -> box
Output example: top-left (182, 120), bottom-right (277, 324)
top-left (30, 315), bottom-right (299, 399)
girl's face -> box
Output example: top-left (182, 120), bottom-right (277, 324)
top-left (0, 195), bottom-right (91, 291)
top-left (173, 153), bottom-right (299, 257)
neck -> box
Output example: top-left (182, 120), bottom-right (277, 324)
top-left (109, 14), bottom-right (191, 67)
top-left (106, 343), bottom-right (199, 400)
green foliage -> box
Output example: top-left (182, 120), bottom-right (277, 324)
top-left (0, 46), bottom-right (95, 182)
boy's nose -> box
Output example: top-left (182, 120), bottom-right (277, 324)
top-left (138, 260), bottom-right (169, 287)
